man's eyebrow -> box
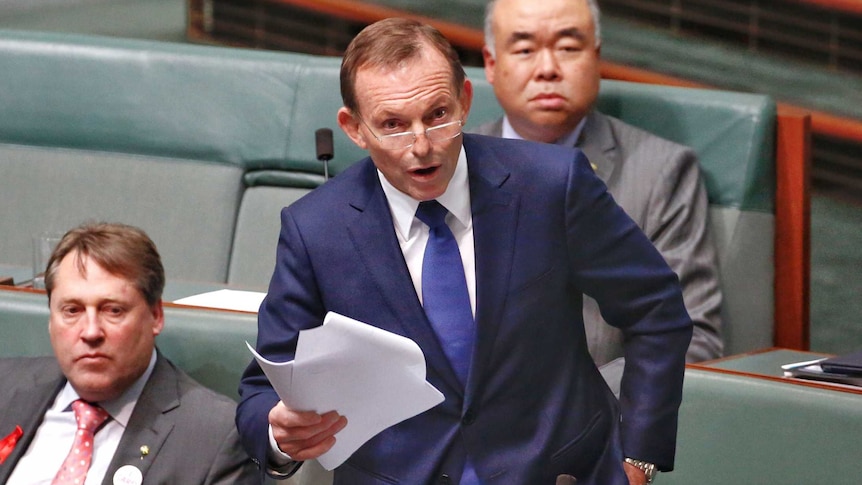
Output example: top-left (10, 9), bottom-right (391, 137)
top-left (504, 27), bottom-right (588, 47)
top-left (504, 31), bottom-right (536, 47)
top-left (556, 27), bottom-right (588, 42)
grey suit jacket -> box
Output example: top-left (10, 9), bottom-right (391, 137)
top-left (0, 354), bottom-right (258, 485)
top-left (472, 112), bottom-right (722, 365)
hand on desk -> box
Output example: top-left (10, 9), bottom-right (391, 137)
top-left (269, 401), bottom-right (348, 461)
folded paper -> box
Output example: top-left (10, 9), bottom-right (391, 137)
top-left (247, 311), bottom-right (444, 470)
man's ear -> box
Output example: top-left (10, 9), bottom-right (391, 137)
top-left (151, 300), bottom-right (165, 336)
top-left (459, 78), bottom-right (473, 121)
top-left (482, 46), bottom-right (496, 85)
top-left (337, 107), bottom-right (368, 150)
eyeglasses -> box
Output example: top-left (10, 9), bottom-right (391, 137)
top-left (359, 118), bottom-right (463, 150)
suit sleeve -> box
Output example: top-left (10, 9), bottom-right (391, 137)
top-left (564, 150), bottom-right (693, 471)
top-left (205, 422), bottom-right (262, 485)
top-left (235, 206), bottom-right (327, 471)
top-left (643, 147), bottom-right (723, 362)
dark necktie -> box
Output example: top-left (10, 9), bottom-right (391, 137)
top-left (52, 399), bottom-right (110, 485)
top-left (415, 200), bottom-right (475, 386)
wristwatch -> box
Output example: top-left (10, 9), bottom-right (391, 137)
top-left (624, 458), bottom-right (657, 484)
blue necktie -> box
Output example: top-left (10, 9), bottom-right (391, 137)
top-left (417, 201), bottom-right (481, 484)
top-left (416, 200), bottom-right (475, 386)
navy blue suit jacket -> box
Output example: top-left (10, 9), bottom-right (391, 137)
top-left (237, 134), bottom-right (692, 484)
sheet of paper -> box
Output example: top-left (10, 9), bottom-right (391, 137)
top-left (247, 311), bottom-right (444, 470)
top-left (173, 289), bottom-right (266, 312)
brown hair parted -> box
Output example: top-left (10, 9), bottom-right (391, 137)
top-left (340, 17), bottom-right (466, 114)
top-left (44, 222), bottom-right (165, 308)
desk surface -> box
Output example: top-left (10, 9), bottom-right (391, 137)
top-left (691, 347), bottom-right (862, 395)
top-left (697, 348), bottom-right (828, 376)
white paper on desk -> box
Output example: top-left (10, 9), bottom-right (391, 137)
top-left (246, 311), bottom-right (444, 470)
top-left (173, 289), bottom-right (265, 312)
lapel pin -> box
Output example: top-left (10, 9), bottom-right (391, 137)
top-left (139, 445), bottom-right (149, 459)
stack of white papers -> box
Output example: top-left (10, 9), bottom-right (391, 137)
top-left (247, 311), bottom-right (444, 470)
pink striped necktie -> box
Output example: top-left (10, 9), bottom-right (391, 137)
top-left (52, 399), bottom-right (110, 485)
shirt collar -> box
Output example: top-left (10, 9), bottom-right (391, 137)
top-left (55, 349), bottom-right (158, 428)
top-left (501, 115), bottom-right (586, 147)
top-left (377, 145), bottom-right (471, 240)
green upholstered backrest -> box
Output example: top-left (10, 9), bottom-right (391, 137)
top-left (0, 289), bottom-right (256, 401)
top-left (0, 290), bottom-right (53, 357)
top-left (0, 30), bottom-right (286, 283)
top-left (0, 30), bottom-right (303, 168)
top-left (594, 82), bottom-right (774, 212)
top-left (0, 30), bottom-right (354, 286)
top-left (665, 368), bottom-right (862, 484)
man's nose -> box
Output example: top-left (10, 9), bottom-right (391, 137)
top-left (410, 130), bottom-right (432, 156)
top-left (535, 49), bottom-right (562, 81)
top-left (80, 311), bottom-right (105, 341)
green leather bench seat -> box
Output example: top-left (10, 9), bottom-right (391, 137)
top-left (0, 289), bottom-right (256, 401)
top-left (665, 368), bottom-right (862, 484)
top-left (0, 29), bottom-right (359, 286)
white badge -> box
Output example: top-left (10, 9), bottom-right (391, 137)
top-left (113, 464), bottom-right (143, 485)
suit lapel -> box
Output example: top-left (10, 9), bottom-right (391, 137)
top-left (578, 111), bottom-right (620, 184)
top-left (345, 161), bottom-right (464, 392)
top-left (103, 355), bottom-right (177, 485)
top-left (0, 360), bottom-right (64, 483)
top-left (462, 135), bottom-right (517, 405)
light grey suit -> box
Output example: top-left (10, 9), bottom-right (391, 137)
top-left (0, 354), bottom-right (258, 485)
top-left (472, 111), bottom-right (722, 367)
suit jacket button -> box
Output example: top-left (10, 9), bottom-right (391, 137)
top-left (462, 409), bottom-right (476, 425)
top-left (440, 473), bottom-right (451, 484)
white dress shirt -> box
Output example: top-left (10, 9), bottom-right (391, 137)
top-left (377, 145), bottom-right (476, 316)
top-left (7, 351), bottom-right (157, 485)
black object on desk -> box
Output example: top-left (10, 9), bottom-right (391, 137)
top-left (820, 350), bottom-right (862, 376)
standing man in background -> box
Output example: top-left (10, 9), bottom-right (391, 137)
top-left (238, 17), bottom-right (692, 485)
top-left (475, 0), bottom-right (723, 379)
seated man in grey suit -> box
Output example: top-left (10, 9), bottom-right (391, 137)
top-left (475, 0), bottom-right (723, 381)
top-left (0, 222), bottom-right (257, 484)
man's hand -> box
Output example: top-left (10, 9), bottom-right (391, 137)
top-left (268, 401), bottom-right (348, 461)
top-left (623, 461), bottom-right (648, 485)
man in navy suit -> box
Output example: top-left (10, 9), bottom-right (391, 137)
top-left (236, 18), bottom-right (692, 485)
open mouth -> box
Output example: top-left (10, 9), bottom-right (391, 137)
top-left (413, 166), bottom-right (438, 176)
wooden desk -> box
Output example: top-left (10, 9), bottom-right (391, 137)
top-left (691, 347), bottom-right (862, 395)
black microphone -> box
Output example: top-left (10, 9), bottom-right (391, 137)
top-left (315, 128), bottom-right (334, 181)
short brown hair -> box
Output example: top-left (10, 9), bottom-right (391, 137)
top-left (340, 17), bottom-right (466, 114)
top-left (45, 222), bottom-right (165, 308)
